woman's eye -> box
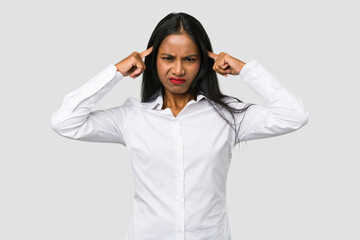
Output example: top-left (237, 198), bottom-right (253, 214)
top-left (162, 57), bottom-right (196, 62)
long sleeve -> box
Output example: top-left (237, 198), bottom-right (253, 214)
top-left (50, 64), bottom-right (131, 145)
top-left (233, 60), bottom-right (309, 143)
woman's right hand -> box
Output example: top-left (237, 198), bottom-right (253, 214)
top-left (115, 46), bottom-right (153, 79)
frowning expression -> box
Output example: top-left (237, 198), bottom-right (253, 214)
top-left (156, 33), bottom-right (201, 94)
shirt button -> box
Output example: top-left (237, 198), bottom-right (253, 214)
top-left (177, 228), bottom-right (183, 233)
top-left (178, 200), bottom-right (183, 204)
top-left (177, 171), bottom-right (183, 176)
top-left (176, 144), bottom-right (182, 150)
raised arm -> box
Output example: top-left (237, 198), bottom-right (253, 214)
top-left (50, 46), bottom-right (153, 145)
top-left (234, 60), bottom-right (309, 143)
top-left (50, 64), bottom-right (130, 145)
top-left (208, 51), bottom-right (309, 144)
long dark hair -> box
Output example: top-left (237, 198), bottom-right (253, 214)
top-left (141, 12), bottom-right (256, 147)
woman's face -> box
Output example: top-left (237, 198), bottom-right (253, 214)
top-left (156, 33), bottom-right (201, 95)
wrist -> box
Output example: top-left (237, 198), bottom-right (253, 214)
top-left (238, 61), bottom-right (246, 74)
top-left (115, 63), bottom-right (125, 76)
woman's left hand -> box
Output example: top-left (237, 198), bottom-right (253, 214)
top-left (208, 51), bottom-right (246, 77)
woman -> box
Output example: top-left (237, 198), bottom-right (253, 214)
top-left (51, 12), bottom-right (309, 240)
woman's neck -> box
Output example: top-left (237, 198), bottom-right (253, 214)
top-left (162, 89), bottom-right (196, 110)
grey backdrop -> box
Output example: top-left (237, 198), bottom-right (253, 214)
top-left (1, 0), bottom-right (359, 239)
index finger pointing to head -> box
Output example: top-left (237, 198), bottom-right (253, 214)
top-left (208, 51), bottom-right (218, 60)
top-left (140, 46), bottom-right (153, 59)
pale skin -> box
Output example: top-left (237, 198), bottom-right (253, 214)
top-left (115, 33), bottom-right (247, 117)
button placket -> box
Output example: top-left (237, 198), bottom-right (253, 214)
top-left (173, 119), bottom-right (185, 240)
top-left (176, 143), bottom-right (182, 150)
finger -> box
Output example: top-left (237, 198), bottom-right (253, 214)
top-left (214, 63), bottom-right (229, 75)
top-left (130, 66), bottom-right (142, 78)
top-left (135, 53), bottom-right (147, 70)
top-left (216, 67), bottom-right (229, 75)
top-left (213, 56), bottom-right (226, 72)
top-left (208, 51), bottom-right (218, 60)
top-left (130, 62), bottom-right (146, 78)
top-left (139, 46), bottom-right (153, 59)
top-left (219, 63), bottom-right (229, 70)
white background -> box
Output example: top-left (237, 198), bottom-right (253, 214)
top-left (1, 0), bottom-right (359, 239)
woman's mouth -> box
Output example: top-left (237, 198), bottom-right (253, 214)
top-left (170, 77), bottom-right (186, 84)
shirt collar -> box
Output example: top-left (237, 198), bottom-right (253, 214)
top-left (142, 89), bottom-right (208, 110)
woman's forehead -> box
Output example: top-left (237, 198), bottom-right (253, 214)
top-left (159, 34), bottom-right (199, 53)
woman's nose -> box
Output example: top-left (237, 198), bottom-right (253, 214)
top-left (172, 60), bottom-right (185, 76)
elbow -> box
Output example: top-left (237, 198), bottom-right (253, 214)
top-left (50, 119), bottom-right (68, 138)
top-left (50, 121), bottom-right (63, 135)
top-left (49, 113), bottom-right (75, 138)
top-left (298, 109), bottom-right (310, 127)
top-left (273, 109), bottom-right (310, 133)
top-left (291, 109), bottom-right (310, 130)
top-left (50, 113), bottom-right (60, 134)
top-left (50, 113), bottom-right (85, 140)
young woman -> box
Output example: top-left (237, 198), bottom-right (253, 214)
top-left (51, 12), bottom-right (309, 240)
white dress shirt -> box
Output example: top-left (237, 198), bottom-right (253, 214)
top-left (50, 59), bottom-right (309, 240)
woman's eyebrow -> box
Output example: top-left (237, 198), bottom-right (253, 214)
top-left (160, 53), bottom-right (198, 57)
